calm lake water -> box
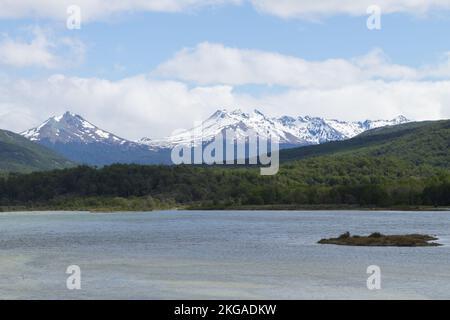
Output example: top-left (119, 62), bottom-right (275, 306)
top-left (0, 210), bottom-right (450, 299)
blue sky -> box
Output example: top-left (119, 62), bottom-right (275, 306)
top-left (74, 10), bottom-right (450, 77)
top-left (1, 1), bottom-right (450, 139)
top-left (3, 5), bottom-right (450, 78)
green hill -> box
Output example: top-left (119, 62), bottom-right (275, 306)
top-left (0, 129), bottom-right (75, 173)
top-left (280, 120), bottom-right (450, 168)
top-left (0, 120), bottom-right (449, 209)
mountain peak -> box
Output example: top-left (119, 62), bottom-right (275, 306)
top-left (252, 109), bottom-right (268, 117)
top-left (230, 108), bottom-right (245, 115)
top-left (21, 112), bottom-right (127, 145)
top-left (21, 109), bottom-right (413, 155)
top-left (141, 109), bottom-right (413, 148)
top-left (359, 115), bottom-right (410, 130)
top-left (63, 110), bottom-right (78, 118)
top-left (393, 115), bottom-right (409, 122)
top-left (51, 111), bottom-right (78, 122)
top-left (208, 109), bottom-right (230, 120)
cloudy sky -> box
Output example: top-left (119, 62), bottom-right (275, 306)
top-left (1, 0), bottom-right (450, 139)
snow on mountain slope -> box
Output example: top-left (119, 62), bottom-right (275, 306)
top-left (360, 115), bottom-right (410, 130)
top-left (139, 109), bottom-right (410, 148)
top-left (142, 109), bottom-right (299, 148)
top-left (21, 110), bottom-right (410, 152)
top-left (21, 111), bottom-right (129, 145)
top-left (20, 111), bottom-right (171, 166)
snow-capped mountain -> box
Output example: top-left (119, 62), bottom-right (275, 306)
top-left (21, 111), bottom-right (129, 145)
top-left (20, 109), bottom-right (410, 166)
top-left (359, 116), bottom-right (410, 130)
top-left (139, 109), bottom-right (410, 148)
top-left (21, 112), bottom-right (170, 166)
top-left (140, 109), bottom-right (296, 148)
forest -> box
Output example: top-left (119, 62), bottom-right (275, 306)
top-left (1, 120), bottom-right (449, 211)
top-left (0, 157), bottom-right (448, 211)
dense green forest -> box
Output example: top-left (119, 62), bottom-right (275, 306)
top-left (0, 120), bottom-right (449, 210)
top-left (0, 158), bottom-right (448, 210)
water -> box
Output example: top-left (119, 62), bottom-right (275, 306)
top-left (0, 210), bottom-right (449, 299)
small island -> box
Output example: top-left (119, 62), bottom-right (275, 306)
top-left (318, 232), bottom-right (442, 247)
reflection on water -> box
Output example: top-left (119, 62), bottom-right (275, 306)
top-left (0, 210), bottom-right (450, 299)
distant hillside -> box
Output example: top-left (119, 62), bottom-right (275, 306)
top-left (280, 120), bottom-right (450, 168)
top-left (0, 129), bottom-right (75, 173)
top-left (1, 119), bottom-right (449, 209)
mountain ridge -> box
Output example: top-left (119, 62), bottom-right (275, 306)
top-left (3, 119), bottom-right (450, 209)
top-left (19, 109), bottom-right (410, 166)
top-left (279, 119), bottom-right (450, 168)
top-left (140, 109), bottom-right (410, 148)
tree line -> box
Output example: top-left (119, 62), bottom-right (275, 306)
top-left (0, 156), bottom-right (449, 209)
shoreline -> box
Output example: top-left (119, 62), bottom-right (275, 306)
top-left (1, 204), bottom-right (449, 213)
top-left (186, 204), bottom-right (450, 212)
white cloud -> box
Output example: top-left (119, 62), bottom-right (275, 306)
top-left (0, 0), bottom-right (449, 21)
top-left (1, 74), bottom-right (449, 140)
top-left (421, 52), bottom-right (450, 79)
top-left (155, 42), bottom-right (361, 88)
top-left (0, 74), bottom-right (236, 139)
top-left (242, 80), bottom-right (449, 122)
top-left (250, 0), bottom-right (450, 19)
top-left (0, 0), bottom-right (242, 21)
top-left (1, 43), bottom-right (450, 139)
top-left (353, 48), bottom-right (419, 80)
top-left (155, 43), bottom-right (436, 88)
top-left (0, 27), bottom-right (85, 68)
